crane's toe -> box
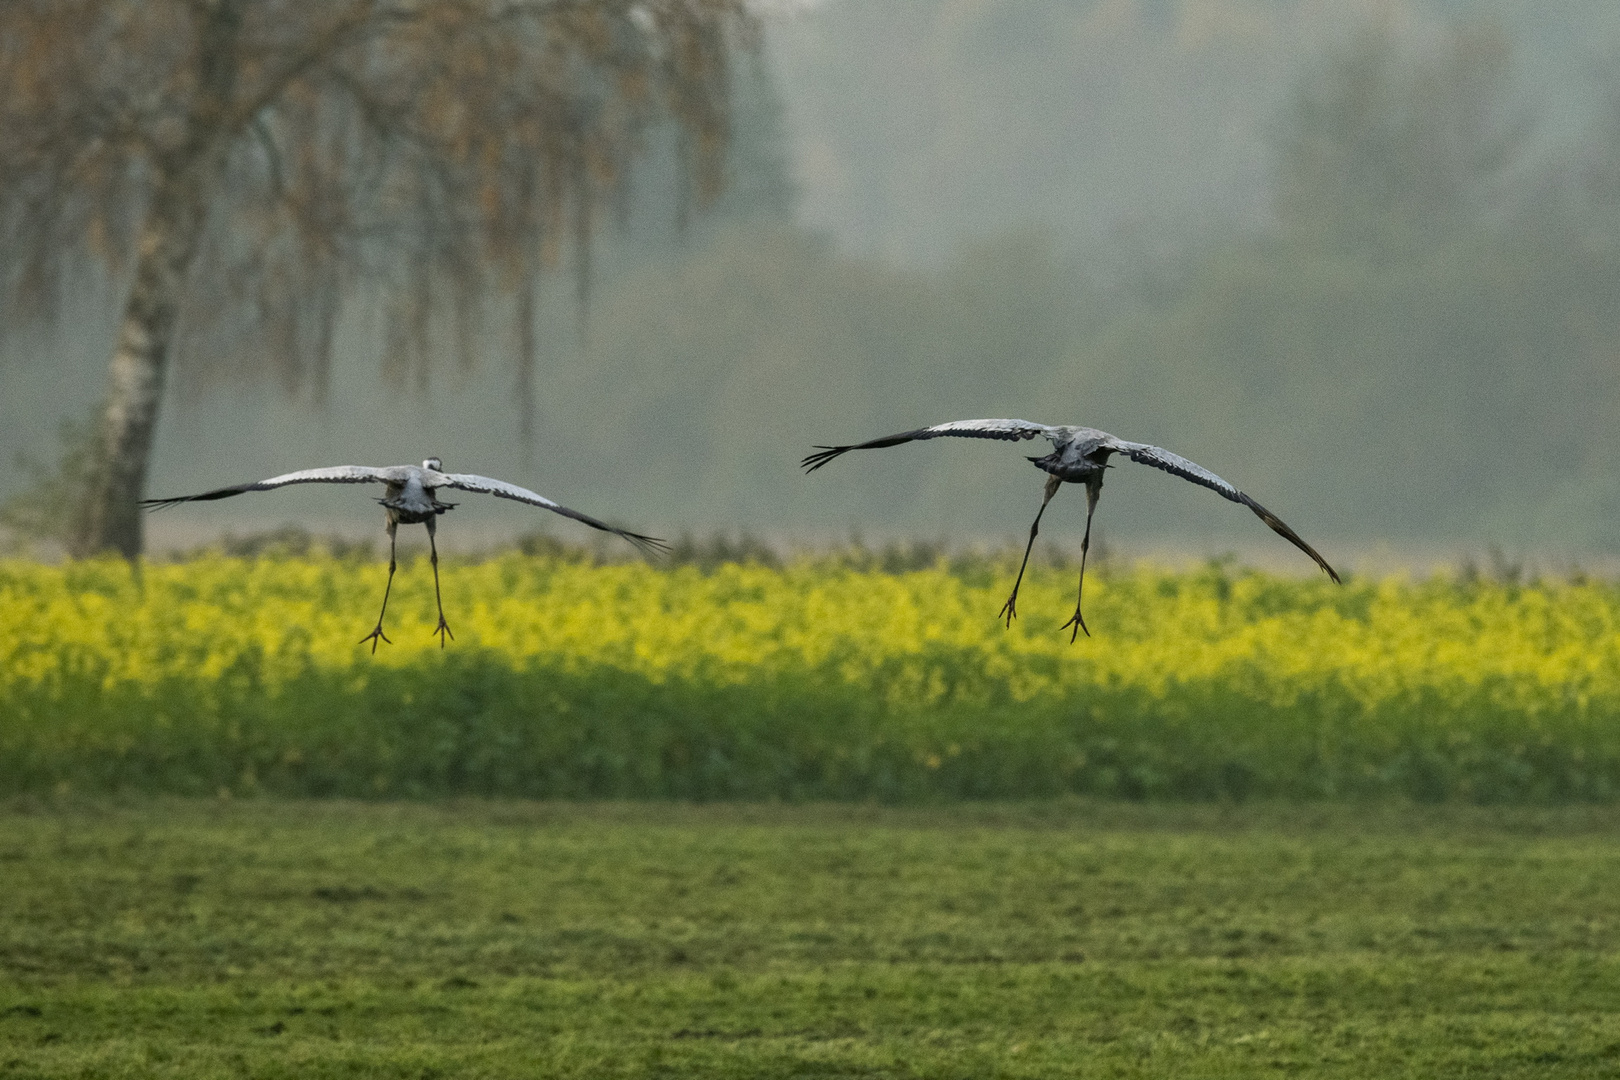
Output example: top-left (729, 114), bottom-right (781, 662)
top-left (360, 625), bottom-right (392, 654)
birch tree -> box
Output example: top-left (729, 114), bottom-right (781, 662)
top-left (0, 0), bottom-right (751, 557)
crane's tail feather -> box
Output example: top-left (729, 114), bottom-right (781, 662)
top-left (1238, 493), bottom-right (1340, 583)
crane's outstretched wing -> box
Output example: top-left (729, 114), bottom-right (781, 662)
top-left (1106, 439), bottom-right (1339, 583)
top-left (440, 473), bottom-right (668, 558)
top-left (802, 419), bottom-right (1058, 472)
top-left (141, 466), bottom-right (395, 509)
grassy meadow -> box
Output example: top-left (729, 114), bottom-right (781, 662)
top-left (3, 799), bottom-right (1620, 1078)
top-left (7, 553), bottom-right (1620, 1076)
top-left (5, 551), bottom-right (1620, 803)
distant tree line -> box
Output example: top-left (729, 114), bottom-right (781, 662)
top-left (9, 14), bottom-right (1620, 553)
top-left (508, 19), bottom-right (1620, 549)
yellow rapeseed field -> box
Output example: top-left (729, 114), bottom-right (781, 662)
top-left (4, 553), bottom-right (1620, 801)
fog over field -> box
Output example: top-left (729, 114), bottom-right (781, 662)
top-left (5, 0), bottom-right (1620, 565)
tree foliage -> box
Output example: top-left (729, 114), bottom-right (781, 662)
top-left (1272, 21), bottom-right (1525, 257)
top-left (0, 0), bottom-right (753, 556)
top-left (461, 19), bottom-right (1620, 551)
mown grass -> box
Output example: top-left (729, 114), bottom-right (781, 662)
top-left (7, 553), bottom-right (1620, 803)
top-left (2, 799), bottom-right (1620, 1077)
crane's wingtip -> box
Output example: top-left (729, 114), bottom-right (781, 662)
top-left (626, 532), bottom-right (672, 559)
top-left (801, 446), bottom-right (845, 472)
top-left (1238, 491), bottom-right (1340, 585)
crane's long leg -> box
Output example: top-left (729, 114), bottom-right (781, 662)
top-left (1059, 482), bottom-right (1102, 642)
top-left (360, 519), bottom-right (398, 653)
top-left (427, 517), bottom-right (454, 648)
top-left (999, 473), bottom-right (1063, 627)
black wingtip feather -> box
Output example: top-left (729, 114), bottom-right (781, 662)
top-left (801, 446), bottom-right (847, 473)
top-left (140, 496), bottom-right (217, 512)
top-left (624, 533), bottom-right (671, 560)
top-left (1238, 492), bottom-right (1340, 583)
top-left (140, 486), bottom-right (256, 510)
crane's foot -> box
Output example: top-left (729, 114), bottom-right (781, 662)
top-left (360, 624), bottom-right (392, 654)
top-left (998, 593), bottom-right (1019, 627)
top-left (1059, 608), bottom-right (1090, 642)
top-left (433, 615), bottom-right (455, 649)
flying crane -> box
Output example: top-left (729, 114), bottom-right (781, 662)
top-left (803, 420), bottom-right (1338, 639)
top-left (143, 458), bottom-right (666, 651)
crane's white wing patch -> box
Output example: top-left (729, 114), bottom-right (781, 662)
top-left (142, 465), bottom-right (395, 507)
top-left (1108, 440), bottom-right (1241, 502)
top-left (440, 473), bottom-right (560, 509)
top-left (920, 418), bottom-right (1056, 440)
top-left (803, 418), bottom-right (1057, 471)
top-left (441, 473), bottom-right (667, 556)
top-left (1106, 438), bottom-right (1339, 582)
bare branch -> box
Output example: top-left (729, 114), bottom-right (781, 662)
top-left (226, 2), bottom-right (383, 133)
top-left (250, 113), bottom-right (285, 198)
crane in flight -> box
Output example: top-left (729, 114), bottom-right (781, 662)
top-left (803, 420), bottom-right (1338, 640)
top-left (143, 458), bottom-right (666, 652)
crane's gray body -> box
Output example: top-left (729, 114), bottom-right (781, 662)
top-left (1027, 426), bottom-right (1115, 485)
top-left (378, 465), bottom-right (456, 525)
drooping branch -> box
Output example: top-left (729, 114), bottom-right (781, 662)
top-left (0, 0), bottom-right (755, 555)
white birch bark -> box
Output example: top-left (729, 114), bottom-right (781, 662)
top-left (73, 2), bottom-right (242, 558)
top-left (74, 177), bottom-right (212, 558)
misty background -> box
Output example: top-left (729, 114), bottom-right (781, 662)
top-left (5, 0), bottom-right (1620, 565)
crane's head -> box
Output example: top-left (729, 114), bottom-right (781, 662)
top-left (423, 456), bottom-right (443, 472)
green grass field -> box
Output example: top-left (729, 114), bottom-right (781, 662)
top-left (3, 799), bottom-right (1620, 1077)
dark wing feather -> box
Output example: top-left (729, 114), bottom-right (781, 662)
top-left (802, 419), bottom-right (1055, 472)
top-left (141, 466), bottom-right (392, 510)
top-left (441, 473), bottom-right (668, 558)
top-left (1110, 440), bottom-right (1340, 583)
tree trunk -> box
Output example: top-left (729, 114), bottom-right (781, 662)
top-left (72, 0), bottom-right (246, 560)
top-left (73, 176), bottom-right (212, 559)
top-left (516, 271), bottom-right (538, 455)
